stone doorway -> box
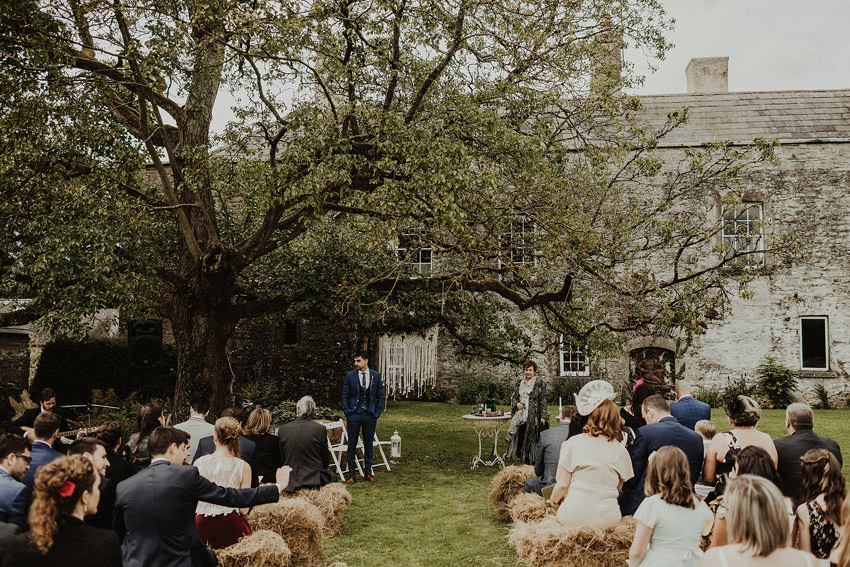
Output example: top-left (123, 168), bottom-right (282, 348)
top-left (629, 346), bottom-right (675, 389)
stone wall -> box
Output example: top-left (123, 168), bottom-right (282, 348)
top-left (0, 332), bottom-right (30, 392)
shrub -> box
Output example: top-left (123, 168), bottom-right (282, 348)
top-left (456, 374), bottom-right (515, 405)
top-left (812, 382), bottom-right (831, 410)
top-left (755, 356), bottom-right (800, 409)
top-left (721, 374), bottom-right (759, 401)
top-left (547, 376), bottom-right (592, 405)
top-left (694, 386), bottom-right (722, 408)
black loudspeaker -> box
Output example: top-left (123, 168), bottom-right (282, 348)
top-left (128, 318), bottom-right (162, 367)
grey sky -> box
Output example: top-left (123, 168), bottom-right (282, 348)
top-left (626, 0), bottom-right (850, 95)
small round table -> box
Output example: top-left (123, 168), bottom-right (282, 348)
top-left (463, 414), bottom-right (512, 469)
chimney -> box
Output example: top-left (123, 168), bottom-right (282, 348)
top-left (590, 15), bottom-right (624, 92)
top-left (686, 57), bottom-right (729, 94)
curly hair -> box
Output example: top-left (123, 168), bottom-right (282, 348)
top-left (214, 417), bottom-right (242, 458)
top-left (801, 448), bottom-right (846, 525)
top-left (28, 455), bottom-right (97, 555)
top-left (583, 399), bottom-right (621, 441)
top-left (644, 446), bottom-right (695, 509)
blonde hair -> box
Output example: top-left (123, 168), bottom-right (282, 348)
top-left (583, 399), bottom-right (621, 442)
top-left (28, 456), bottom-right (97, 554)
top-left (644, 446), bottom-right (695, 509)
top-left (214, 417), bottom-right (241, 458)
top-left (694, 419), bottom-right (716, 439)
top-left (243, 408), bottom-right (272, 437)
top-left (725, 475), bottom-right (789, 556)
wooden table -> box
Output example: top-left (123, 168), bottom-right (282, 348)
top-left (463, 414), bottom-right (511, 469)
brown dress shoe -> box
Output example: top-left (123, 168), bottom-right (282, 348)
top-left (345, 476), bottom-right (355, 485)
top-left (364, 474), bottom-right (377, 483)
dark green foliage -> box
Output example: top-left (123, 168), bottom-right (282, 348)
top-left (694, 386), bottom-right (723, 408)
top-left (755, 356), bottom-right (800, 409)
top-left (547, 376), bottom-right (591, 405)
top-left (31, 338), bottom-right (176, 407)
top-left (721, 374), bottom-right (759, 401)
top-left (456, 374), bottom-right (515, 405)
top-left (260, 400), bottom-right (339, 426)
top-left (812, 382), bottom-right (831, 410)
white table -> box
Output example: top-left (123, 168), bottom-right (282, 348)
top-left (463, 414), bottom-right (512, 469)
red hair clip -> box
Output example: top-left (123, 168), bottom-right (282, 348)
top-left (58, 480), bottom-right (76, 498)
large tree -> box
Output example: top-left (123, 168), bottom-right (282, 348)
top-left (1, 0), bottom-right (800, 413)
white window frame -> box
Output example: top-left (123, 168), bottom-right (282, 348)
top-left (499, 217), bottom-right (537, 268)
top-left (800, 316), bottom-right (829, 371)
top-left (559, 335), bottom-right (590, 377)
top-left (396, 233), bottom-right (432, 275)
top-left (721, 203), bottom-right (764, 267)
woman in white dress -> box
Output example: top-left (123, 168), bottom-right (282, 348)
top-left (193, 417), bottom-right (253, 549)
top-left (551, 380), bottom-right (633, 528)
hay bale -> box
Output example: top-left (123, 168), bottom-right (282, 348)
top-left (509, 492), bottom-right (549, 523)
top-left (508, 515), bottom-right (636, 567)
top-left (216, 530), bottom-right (291, 567)
top-left (247, 498), bottom-right (327, 567)
top-left (489, 465), bottom-right (536, 521)
top-left (281, 483), bottom-right (352, 536)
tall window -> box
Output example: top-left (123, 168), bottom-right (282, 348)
top-left (396, 233), bottom-right (432, 275)
top-left (559, 336), bottom-right (590, 377)
top-left (501, 217), bottom-right (536, 267)
top-left (721, 203), bottom-right (764, 266)
top-left (800, 316), bottom-right (829, 371)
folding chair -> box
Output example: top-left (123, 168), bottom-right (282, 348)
top-left (324, 419), bottom-right (363, 478)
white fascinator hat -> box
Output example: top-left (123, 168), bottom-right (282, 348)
top-left (574, 380), bottom-right (616, 416)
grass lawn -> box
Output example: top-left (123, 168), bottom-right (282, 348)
top-left (323, 401), bottom-right (850, 567)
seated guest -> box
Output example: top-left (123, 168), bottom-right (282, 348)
top-left (551, 380), bottom-right (633, 528)
top-left (173, 398), bottom-right (214, 465)
top-left (243, 408), bottom-right (282, 483)
top-left (620, 382), bottom-right (655, 430)
top-left (628, 446), bottom-right (713, 567)
top-left (828, 495), bottom-right (850, 566)
top-left (703, 395), bottom-right (777, 490)
top-left (22, 413), bottom-right (63, 497)
top-left (7, 388), bottom-right (69, 441)
top-left (619, 395), bottom-right (704, 517)
top-left (694, 419), bottom-right (717, 497)
top-left (67, 438), bottom-right (114, 531)
top-left (523, 406), bottom-right (574, 496)
top-left (710, 445), bottom-right (791, 548)
top-left (193, 407), bottom-right (256, 464)
top-left (123, 403), bottom-right (165, 470)
top-left (0, 435), bottom-right (32, 526)
top-left (774, 402), bottom-right (842, 505)
top-left (279, 396), bottom-right (335, 492)
top-left (93, 422), bottom-right (134, 483)
top-left (795, 449), bottom-right (846, 560)
top-left (193, 417), bottom-right (253, 549)
top-left (3, 455), bottom-right (121, 567)
top-left (700, 475), bottom-right (820, 567)
top-left (670, 380), bottom-right (712, 430)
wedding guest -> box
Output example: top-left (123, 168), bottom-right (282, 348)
top-left (123, 403), bottom-right (165, 470)
top-left (551, 380), bottom-right (633, 528)
top-left (629, 446), bottom-right (713, 567)
top-left (4, 455), bottom-right (121, 567)
top-left (193, 417), bottom-right (253, 549)
top-left (243, 407), bottom-right (282, 483)
top-left (505, 360), bottom-right (549, 465)
top-left (173, 398), bottom-right (214, 465)
top-left (67, 438), bottom-right (114, 531)
top-left (620, 382), bottom-right (655, 430)
top-left (0, 434), bottom-right (32, 525)
top-left (700, 475), bottom-right (820, 567)
top-left (93, 422), bottom-right (134, 483)
top-left (795, 449), bottom-right (846, 559)
top-left (278, 396), bottom-right (334, 492)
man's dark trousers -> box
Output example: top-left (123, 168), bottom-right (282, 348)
top-left (347, 411), bottom-right (377, 475)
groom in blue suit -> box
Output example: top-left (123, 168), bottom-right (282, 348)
top-left (342, 351), bottom-right (384, 484)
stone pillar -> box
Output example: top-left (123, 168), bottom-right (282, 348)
top-left (686, 57), bottom-right (729, 94)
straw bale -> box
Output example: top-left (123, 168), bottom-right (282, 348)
top-left (247, 498), bottom-right (327, 567)
top-left (488, 465), bottom-right (536, 521)
top-left (508, 492), bottom-right (549, 523)
top-left (281, 483), bottom-right (352, 536)
top-left (216, 530), bottom-right (291, 567)
top-left (508, 515), bottom-right (636, 567)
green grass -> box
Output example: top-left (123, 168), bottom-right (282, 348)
top-left (323, 402), bottom-right (850, 566)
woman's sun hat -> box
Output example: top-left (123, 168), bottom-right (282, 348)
top-left (575, 380), bottom-right (617, 416)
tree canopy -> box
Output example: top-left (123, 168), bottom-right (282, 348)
top-left (0, 0), bottom-right (801, 413)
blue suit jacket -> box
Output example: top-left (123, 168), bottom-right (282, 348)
top-left (22, 441), bottom-right (62, 496)
top-left (669, 396), bottom-right (712, 430)
top-left (618, 416), bottom-right (704, 516)
top-left (0, 469), bottom-right (28, 526)
top-left (342, 369), bottom-right (384, 418)
top-left (114, 460), bottom-right (280, 567)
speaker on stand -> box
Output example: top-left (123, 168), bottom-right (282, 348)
top-left (128, 318), bottom-right (163, 368)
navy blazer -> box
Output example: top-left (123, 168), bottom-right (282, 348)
top-left (618, 416), bottom-right (704, 516)
top-left (669, 396), bottom-right (712, 430)
top-left (113, 460), bottom-right (280, 567)
top-left (192, 434), bottom-right (256, 465)
top-left (23, 441), bottom-right (62, 496)
top-left (775, 428), bottom-right (842, 504)
top-left (342, 369), bottom-right (384, 418)
top-left (0, 469), bottom-right (27, 526)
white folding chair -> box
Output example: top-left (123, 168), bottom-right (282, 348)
top-left (324, 419), bottom-right (363, 478)
top-left (353, 431), bottom-right (392, 473)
